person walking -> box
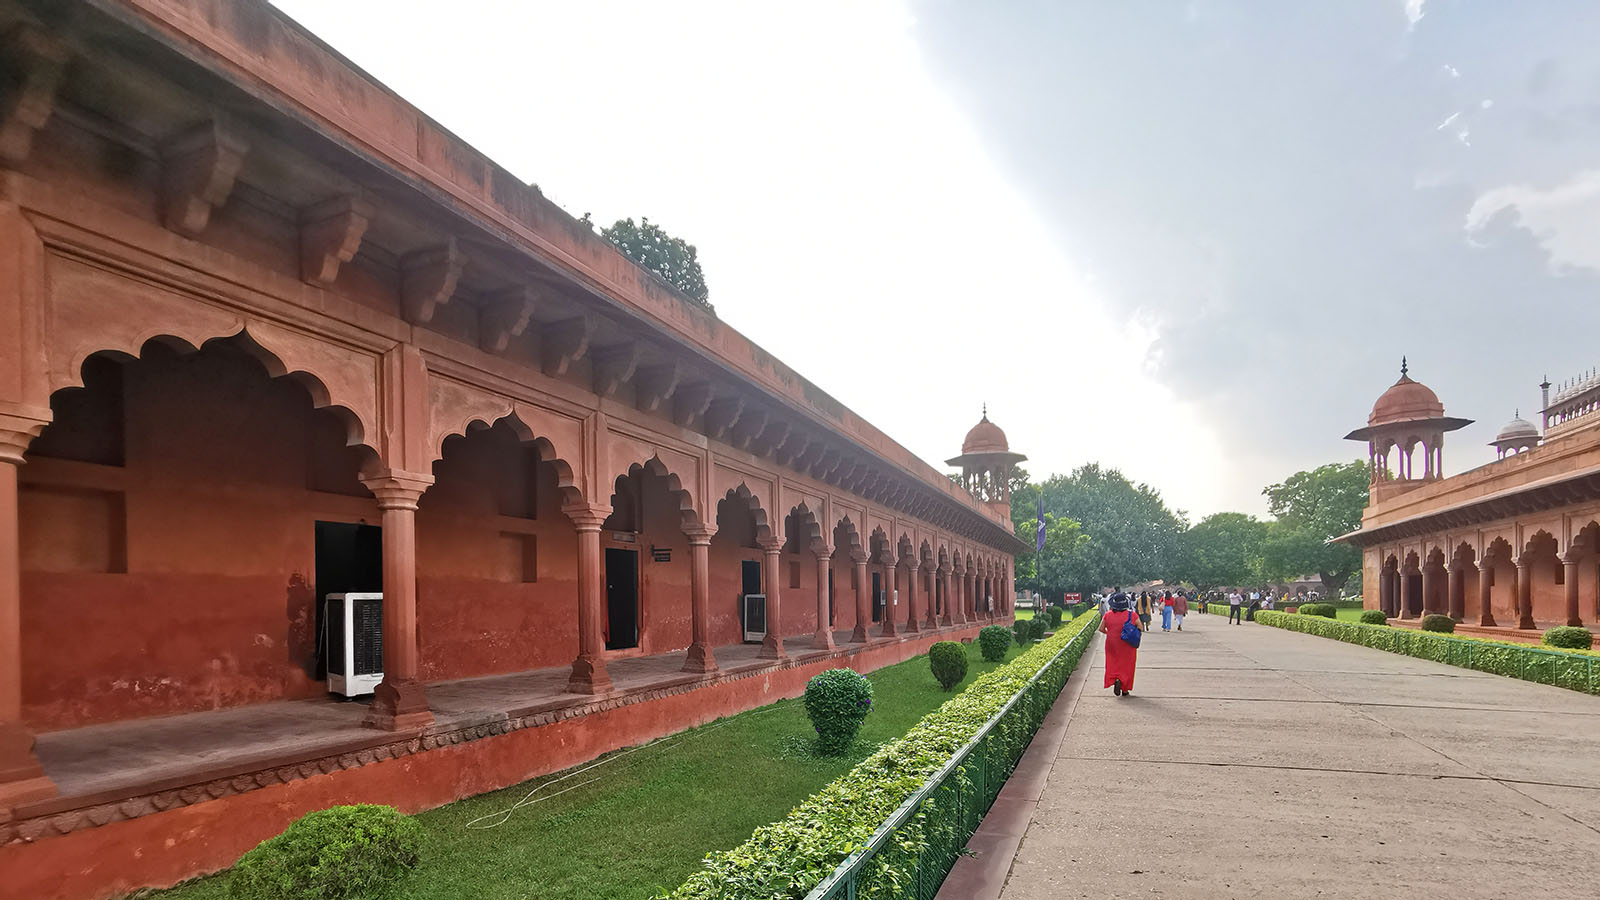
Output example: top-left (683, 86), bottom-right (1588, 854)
top-left (1160, 590), bottom-right (1174, 632)
top-left (1173, 590), bottom-right (1188, 631)
top-left (1138, 591), bottom-right (1153, 632)
top-left (1228, 589), bottom-right (1244, 625)
top-left (1100, 592), bottom-right (1139, 697)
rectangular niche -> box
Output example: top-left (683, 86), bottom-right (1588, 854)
top-left (20, 485), bottom-right (127, 573)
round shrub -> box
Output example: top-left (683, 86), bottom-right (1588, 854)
top-left (1303, 603), bottom-right (1336, 619)
top-left (929, 641), bottom-right (969, 691)
top-left (1358, 609), bottom-right (1389, 626)
top-left (1028, 618), bottom-right (1048, 641)
top-left (803, 668), bottom-right (873, 755)
top-left (978, 624), bottom-right (1011, 662)
top-left (229, 804), bottom-right (422, 900)
top-left (1045, 605), bottom-right (1065, 628)
top-left (1420, 614), bottom-right (1456, 633)
top-left (1542, 625), bottom-right (1594, 650)
top-left (1013, 618), bottom-right (1032, 645)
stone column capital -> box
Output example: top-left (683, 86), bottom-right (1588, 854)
top-left (813, 543), bottom-right (835, 560)
top-left (359, 469), bottom-right (434, 510)
top-left (684, 524), bottom-right (717, 545)
top-left (757, 538), bottom-right (783, 554)
top-left (849, 549), bottom-right (870, 565)
top-left (562, 502), bottom-right (613, 532)
top-left (0, 404), bottom-right (52, 465)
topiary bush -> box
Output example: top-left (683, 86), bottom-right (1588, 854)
top-left (1301, 603), bottom-right (1336, 619)
top-left (803, 668), bottom-right (874, 755)
top-left (978, 624), bottom-right (1011, 662)
top-left (1543, 626), bottom-right (1594, 650)
top-left (1013, 618), bottom-right (1032, 645)
top-left (1028, 618), bottom-right (1048, 641)
top-left (928, 641), bottom-right (969, 691)
top-left (1045, 606), bottom-right (1065, 628)
top-left (229, 804), bottom-right (422, 900)
top-left (1420, 614), bottom-right (1456, 633)
top-left (1359, 609), bottom-right (1389, 626)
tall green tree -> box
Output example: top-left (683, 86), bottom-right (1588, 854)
top-left (600, 217), bottom-right (713, 313)
top-left (1011, 463), bottom-right (1186, 594)
top-left (1259, 460), bottom-right (1369, 593)
top-left (1175, 512), bottom-right (1268, 588)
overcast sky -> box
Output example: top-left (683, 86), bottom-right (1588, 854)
top-left (271, 0), bottom-right (1600, 520)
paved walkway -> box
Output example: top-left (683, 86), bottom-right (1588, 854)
top-left (1000, 613), bottom-right (1600, 899)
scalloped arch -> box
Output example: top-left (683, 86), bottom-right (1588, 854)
top-left (718, 482), bottom-right (771, 544)
top-left (614, 456), bottom-right (703, 533)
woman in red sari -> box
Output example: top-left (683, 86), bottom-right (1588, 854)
top-left (1100, 591), bottom-right (1138, 697)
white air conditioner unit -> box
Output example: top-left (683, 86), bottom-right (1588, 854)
top-left (325, 593), bottom-right (384, 697)
top-left (742, 593), bottom-right (767, 643)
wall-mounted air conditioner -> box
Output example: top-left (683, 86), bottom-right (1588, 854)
top-left (742, 593), bottom-right (767, 643)
top-left (325, 593), bottom-right (384, 697)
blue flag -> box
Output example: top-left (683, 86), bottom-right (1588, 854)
top-left (1035, 493), bottom-right (1046, 552)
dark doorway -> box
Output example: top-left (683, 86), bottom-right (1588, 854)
top-left (1405, 573), bottom-right (1423, 617)
top-left (828, 567), bottom-right (836, 627)
top-left (606, 547), bottom-right (640, 650)
top-left (740, 559), bottom-right (763, 640)
top-left (313, 521), bottom-right (382, 677)
top-left (872, 571), bottom-right (883, 622)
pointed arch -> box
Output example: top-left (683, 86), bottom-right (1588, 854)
top-left (720, 482), bottom-right (774, 545)
top-left (433, 407), bottom-right (584, 510)
top-left (611, 456), bottom-right (704, 533)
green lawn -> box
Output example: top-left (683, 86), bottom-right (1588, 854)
top-left (155, 639), bottom-right (1025, 900)
top-left (1335, 608), bottom-right (1368, 621)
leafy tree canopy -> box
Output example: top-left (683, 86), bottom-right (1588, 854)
top-left (598, 217), bottom-right (713, 313)
top-left (1174, 512), bottom-right (1268, 589)
top-left (1259, 460), bottom-right (1369, 593)
top-left (1011, 463), bottom-right (1186, 596)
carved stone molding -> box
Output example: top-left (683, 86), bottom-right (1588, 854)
top-left (704, 396), bottom-right (744, 441)
top-left (591, 343), bottom-right (641, 397)
top-left (479, 286), bottom-right (538, 355)
top-left (673, 381), bottom-right (713, 427)
top-left (635, 363), bottom-right (681, 413)
top-left (160, 120), bottom-right (249, 237)
top-left (0, 25), bottom-right (68, 165)
top-left (400, 239), bottom-right (465, 325)
top-left (542, 315), bottom-right (594, 377)
top-left (299, 195), bottom-right (373, 286)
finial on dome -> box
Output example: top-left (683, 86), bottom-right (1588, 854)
top-left (1401, 356), bottom-right (1408, 377)
top-left (981, 402), bottom-right (988, 419)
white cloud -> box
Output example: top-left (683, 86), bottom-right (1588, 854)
top-left (1467, 170), bottom-right (1600, 272)
top-left (1405, 0), bottom-right (1427, 30)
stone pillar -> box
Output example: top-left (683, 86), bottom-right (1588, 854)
top-left (1478, 564), bottom-right (1496, 627)
top-left (903, 561), bottom-right (921, 634)
top-left (924, 569), bottom-right (939, 630)
top-left (849, 551), bottom-right (871, 643)
top-left (939, 567), bottom-right (954, 626)
top-left (1446, 565), bottom-right (1463, 622)
top-left (812, 547), bottom-right (835, 650)
top-left (683, 527), bottom-right (717, 674)
top-left (1421, 565), bottom-right (1438, 617)
top-left (1378, 570), bottom-right (1393, 618)
top-left (1563, 555), bottom-right (1583, 627)
top-left (360, 470), bottom-right (436, 730)
top-left (563, 503), bottom-right (615, 694)
top-left (879, 557), bottom-right (898, 638)
top-left (1515, 560), bottom-right (1534, 630)
top-left (964, 572), bottom-right (975, 622)
top-left (0, 421), bottom-right (57, 805)
top-left (760, 540), bottom-right (786, 659)
top-left (1399, 573), bottom-right (1415, 619)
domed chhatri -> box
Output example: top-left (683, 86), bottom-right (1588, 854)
top-left (1490, 410), bottom-right (1540, 459)
top-left (1344, 358), bottom-right (1472, 501)
top-left (947, 405), bottom-right (1027, 506)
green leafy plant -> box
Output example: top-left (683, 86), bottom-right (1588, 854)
top-left (1420, 614), bottom-right (1456, 633)
top-left (1298, 603), bottom-right (1336, 619)
top-left (1358, 609), bottom-right (1389, 626)
top-left (803, 668), bottom-right (874, 755)
top-left (1013, 618), bottom-right (1033, 645)
top-left (229, 804), bottom-right (421, 900)
top-left (661, 611), bottom-right (1101, 900)
top-left (1543, 626), bottom-right (1594, 650)
top-left (928, 641), bottom-right (969, 691)
top-left (1028, 618), bottom-right (1048, 641)
top-left (600, 217), bottom-right (712, 312)
top-left (978, 625), bottom-right (1011, 662)
top-left (1045, 606), bottom-right (1065, 628)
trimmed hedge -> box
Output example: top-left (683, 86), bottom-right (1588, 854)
top-left (229, 804), bottom-right (421, 900)
top-left (1253, 610), bottom-right (1600, 696)
top-left (977, 625), bottom-right (1011, 661)
top-left (928, 641), bottom-right (968, 691)
top-left (1298, 603), bottom-right (1337, 619)
top-left (1358, 609), bottom-right (1389, 626)
top-left (660, 611), bottom-right (1102, 899)
top-left (804, 669), bottom-right (874, 755)
top-left (1543, 626), bottom-right (1594, 650)
top-left (1420, 614), bottom-right (1456, 633)
top-left (1013, 618), bottom-right (1033, 645)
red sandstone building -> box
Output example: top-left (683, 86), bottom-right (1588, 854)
top-left (0, 3), bottom-right (1025, 896)
top-left (1342, 361), bottom-right (1600, 634)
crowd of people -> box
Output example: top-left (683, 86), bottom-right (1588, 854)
top-left (1093, 585), bottom-right (1311, 697)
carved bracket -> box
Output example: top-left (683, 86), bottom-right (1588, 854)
top-left (636, 363), bottom-right (682, 413)
top-left (776, 431), bottom-right (810, 466)
top-left (753, 419), bottom-right (791, 457)
top-left (592, 343), bottom-right (641, 397)
top-left (704, 396), bottom-right (745, 441)
top-left (161, 120), bottom-right (249, 237)
top-left (299, 195), bottom-right (373, 286)
top-left (543, 315), bottom-right (595, 376)
top-left (480, 285), bottom-right (538, 354)
top-left (733, 408), bottom-right (768, 451)
top-left (0, 25), bottom-right (68, 165)
top-left (673, 381), bottom-right (713, 427)
top-left (400, 239), bottom-right (466, 325)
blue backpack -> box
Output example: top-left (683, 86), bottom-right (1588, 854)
top-left (1119, 611), bottom-right (1142, 648)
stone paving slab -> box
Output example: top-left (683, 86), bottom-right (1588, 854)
top-left (996, 617), bottom-right (1600, 900)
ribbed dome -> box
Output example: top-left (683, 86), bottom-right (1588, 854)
top-left (1495, 414), bottom-right (1539, 443)
top-left (962, 415), bottom-right (1009, 454)
top-left (1369, 374), bottom-right (1444, 426)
